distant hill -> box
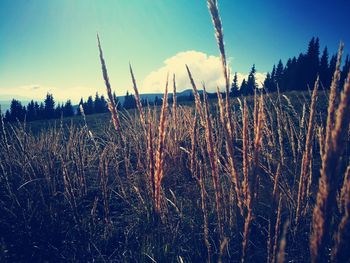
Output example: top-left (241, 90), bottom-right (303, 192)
top-left (115, 88), bottom-right (200, 103)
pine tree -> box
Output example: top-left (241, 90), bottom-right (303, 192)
top-left (84, 96), bottom-right (94, 115)
top-left (4, 110), bottom-right (11, 122)
top-left (328, 54), bottom-right (337, 89)
top-left (263, 72), bottom-right (273, 92)
top-left (247, 65), bottom-right (257, 94)
top-left (9, 99), bottom-right (26, 122)
top-left (340, 55), bottom-right (350, 89)
top-left (44, 93), bottom-right (55, 119)
top-left (38, 102), bottom-right (45, 119)
top-left (296, 53), bottom-right (307, 90)
top-left (94, 93), bottom-right (105, 113)
top-left (26, 100), bottom-right (36, 121)
top-left (55, 104), bottom-right (62, 119)
top-left (275, 60), bottom-right (284, 89)
top-left (100, 95), bottom-right (108, 112)
top-left (94, 93), bottom-right (108, 113)
top-left (319, 47), bottom-right (329, 87)
top-left (269, 65), bottom-right (277, 92)
top-left (123, 91), bottom-right (136, 109)
top-left (305, 37), bottom-right (320, 88)
top-left (240, 79), bottom-right (249, 96)
top-left (282, 57), bottom-right (297, 91)
top-left (94, 93), bottom-right (101, 113)
top-left (63, 100), bottom-right (74, 117)
top-left (231, 72), bottom-right (239, 96)
top-left (34, 102), bottom-right (40, 120)
top-left (281, 58), bottom-right (292, 90)
top-left (123, 91), bottom-right (130, 108)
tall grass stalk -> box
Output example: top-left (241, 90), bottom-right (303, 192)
top-left (97, 34), bottom-right (121, 137)
top-left (154, 75), bottom-right (169, 215)
top-left (129, 64), bottom-right (146, 129)
top-left (295, 76), bottom-right (319, 226)
top-left (310, 44), bottom-right (350, 262)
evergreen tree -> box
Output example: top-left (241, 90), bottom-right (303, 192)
top-left (9, 99), bottom-right (26, 121)
top-left (123, 91), bottom-right (136, 109)
top-left (94, 93), bottom-right (101, 113)
top-left (55, 104), bottom-right (62, 119)
top-left (327, 54), bottom-right (337, 89)
top-left (263, 73), bottom-right (273, 92)
top-left (44, 93), bottom-right (55, 119)
top-left (100, 95), bottom-right (108, 112)
top-left (247, 65), bottom-right (257, 93)
top-left (38, 102), bottom-right (45, 119)
top-left (94, 93), bottom-right (108, 113)
top-left (231, 72), bottom-right (239, 96)
top-left (281, 58), bottom-right (292, 90)
top-left (296, 53), bottom-right (307, 90)
top-left (26, 100), bottom-right (37, 121)
top-left (270, 65), bottom-right (276, 81)
top-left (240, 79), bottom-right (249, 96)
top-left (123, 91), bottom-right (129, 108)
top-left (275, 60), bottom-right (284, 90)
top-left (84, 96), bottom-right (94, 115)
top-left (34, 102), bottom-right (40, 118)
top-left (269, 65), bottom-right (277, 92)
top-left (319, 47), bottom-right (329, 87)
top-left (63, 100), bottom-right (74, 117)
top-left (340, 55), bottom-right (350, 89)
top-left (282, 57), bottom-right (297, 91)
top-left (305, 37), bottom-right (320, 88)
top-left (5, 110), bottom-right (11, 122)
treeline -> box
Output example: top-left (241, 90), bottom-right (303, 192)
top-left (2, 37), bottom-right (349, 123)
top-left (3, 94), bottom-right (75, 122)
top-left (231, 37), bottom-right (349, 96)
top-left (1, 91), bottom-right (175, 123)
top-left (3, 93), bottom-right (111, 122)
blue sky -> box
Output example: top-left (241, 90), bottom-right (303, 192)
top-left (0, 0), bottom-right (349, 102)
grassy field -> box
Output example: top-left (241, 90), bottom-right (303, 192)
top-left (1, 1), bottom-right (350, 262)
top-left (1, 87), bottom-right (350, 262)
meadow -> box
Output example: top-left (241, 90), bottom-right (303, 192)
top-left (1, 1), bottom-right (350, 262)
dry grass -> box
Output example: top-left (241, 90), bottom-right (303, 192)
top-left (310, 44), bottom-right (349, 263)
top-left (1, 80), bottom-right (349, 262)
top-left (0, 1), bottom-right (349, 263)
top-left (97, 34), bottom-right (121, 137)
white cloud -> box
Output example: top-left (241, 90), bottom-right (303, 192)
top-left (0, 51), bottom-right (267, 106)
top-left (142, 50), bottom-right (266, 93)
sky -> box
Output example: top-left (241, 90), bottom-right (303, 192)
top-left (0, 0), bottom-right (349, 104)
